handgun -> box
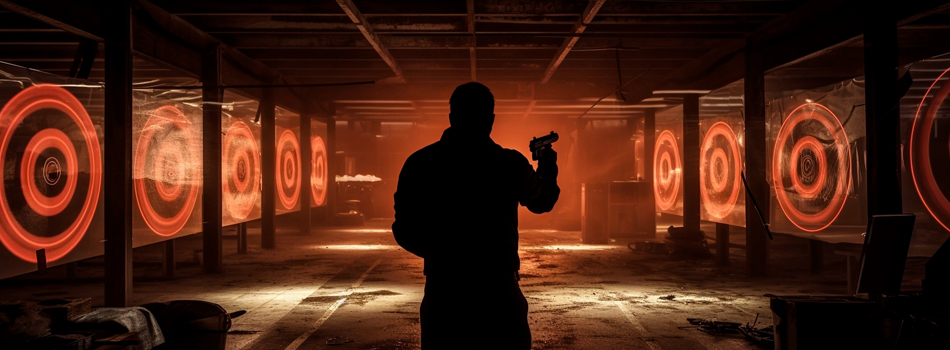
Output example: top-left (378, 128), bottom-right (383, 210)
top-left (529, 131), bottom-right (559, 161)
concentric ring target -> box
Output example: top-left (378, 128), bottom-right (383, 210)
top-left (654, 130), bottom-right (681, 211)
top-left (0, 85), bottom-right (102, 263)
top-left (910, 66), bottom-right (950, 232)
top-left (700, 122), bottom-right (742, 220)
top-left (771, 103), bottom-right (851, 232)
top-left (223, 121), bottom-right (260, 221)
top-left (310, 136), bottom-right (328, 206)
top-left (276, 129), bottom-right (301, 210)
top-left (133, 105), bottom-right (200, 237)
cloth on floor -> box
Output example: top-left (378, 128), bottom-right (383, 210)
top-left (72, 306), bottom-right (165, 350)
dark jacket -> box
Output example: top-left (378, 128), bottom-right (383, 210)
top-left (392, 127), bottom-right (560, 277)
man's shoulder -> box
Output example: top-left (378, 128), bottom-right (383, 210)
top-left (498, 147), bottom-right (530, 164)
top-left (404, 141), bottom-right (444, 165)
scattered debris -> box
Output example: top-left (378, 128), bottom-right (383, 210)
top-left (326, 336), bottom-right (355, 345)
top-left (659, 295), bottom-right (676, 301)
top-left (682, 314), bottom-right (774, 349)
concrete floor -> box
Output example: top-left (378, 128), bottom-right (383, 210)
top-left (1, 218), bottom-right (890, 350)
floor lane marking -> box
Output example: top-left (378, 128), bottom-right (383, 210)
top-left (615, 301), bottom-right (662, 350)
top-left (283, 257), bottom-right (384, 350)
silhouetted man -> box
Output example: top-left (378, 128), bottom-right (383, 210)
top-left (392, 82), bottom-right (559, 349)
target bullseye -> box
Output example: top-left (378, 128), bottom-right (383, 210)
top-left (654, 130), bottom-right (681, 211)
top-left (0, 85), bottom-right (102, 263)
top-left (772, 103), bottom-right (850, 232)
top-left (276, 129), bottom-right (301, 210)
top-left (700, 122), bottom-right (742, 220)
top-left (910, 65), bottom-right (950, 232)
top-left (133, 105), bottom-right (200, 237)
top-left (311, 136), bottom-right (328, 206)
top-left (223, 121), bottom-right (260, 221)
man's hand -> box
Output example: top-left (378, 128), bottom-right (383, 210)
top-left (538, 147), bottom-right (557, 163)
top-left (536, 147), bottom-right (558, 179)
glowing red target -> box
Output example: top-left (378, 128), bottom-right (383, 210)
top-left (133, 106), bottom-right (200, 237)
top-left (771, 103), bottom-right (851, 232)
top-left (223, 121), bottom-right (261, 221)
top-left (276, 129), bottom-right (301, 210)
top-left (700, 122), bottom-right (742, 220)
top-left (910, 66), bottom-right (950, 232)
top-left (654, 130), bottom-right (681, 211)
top-left (310, 136), bottom-right (328, 206)
top-left (0, 85), bottom-right (102, 262)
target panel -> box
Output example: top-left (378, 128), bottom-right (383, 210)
top-left (131, 89), bottom-right (204, 246)
top-left (699, 118), bottom-right (745, 226)
top-left (908, 64), bottom-right (950, 235)
top-left (654, 106), bottom-right (684, 216)
top-left (311, 119), bottom-right (329, 207)
top-left (275, 107), bottom-right (302, 214)
top-left (654, 130), bottom-right (682, 213)
top-left (221, 94), bottom-right (263, 226)
top-left (764, 78), bottom-right (866, 236)
top-left (0, 65), bottom-right (106, 279)
top-left (770, 102), bottom-right (851, 232)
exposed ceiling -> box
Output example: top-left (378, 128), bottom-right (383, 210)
top-left (1, 0), bottom-right (950, 122)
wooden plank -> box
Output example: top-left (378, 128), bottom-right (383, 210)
top-left (717, 223), bottom-right (730, 266)
top-left (335, 0), bottom-right (406, 83)
top-left (300, 108), bottom-right (313, 235)
top-left (682, 95), bottom-right (700, 232)
top-left (0, 0), bottom-right (101, 40)
top-left (104, 0), bottom-right (133, 307)
top-left (864, 7), bottom-right (903, 217)
top-left (467, 0), bottom-right (476, 81)
top-left (202, 46), bottom-right (224, 273)
top-left (643, 109), bottom-right (657, 239)
top-left (540, 0), bottom-right (606, 83)
top-left (261, 88), bottom-right (277, 249)
top-left (743, 48), bottom-right (769, 278)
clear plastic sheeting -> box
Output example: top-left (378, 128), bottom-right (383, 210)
top-left (654, 105), bottom-right (684, 216)
top-left (0, 62), bottom-right (105, 279)
top-left (275, 107), bottom-right (302, 214)
top-left (222, 91), bottom-right (262, 227)
top-left (699, 82), bottom-right (746, 227)
top-left (311, 120), bottom-right (329, 207)
top-left (766, 79), bottom-right (866, 235)
top-left (132, 88), bottom-right (204, 247)
top-left (900, 56), bottom-right (950, 256)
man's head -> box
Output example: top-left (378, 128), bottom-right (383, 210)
top-left (449, 82), bottom-right (495, 136)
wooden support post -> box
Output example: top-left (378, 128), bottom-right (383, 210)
top-left (864, 7), bottom-right (902, 216)
top-left (261, 88), bottom-right (277, 249)
top-left (682, 95), bottom-right (701, 232)
top-left (202, 47), bottom-right (224, 273)
top-left (326, 114), bottom-right (338, 221)
top-left (299, 108), bottom-right (312, 235)
top-left (644, 109), bottom-right (657, 238)
top-left (810, 240), bottom-right (824, 274)
top-left (163, 239), bottom-right (175, 277)
top-left (237, 223), bottom-right (247, 254)
top-left (103, 0), bottom-right (133, 307)
top-left (744, 48), bottom-right (770, 278)
top-left (717, 223), bottom-right (730, 266)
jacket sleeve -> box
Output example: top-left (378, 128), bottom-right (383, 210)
top-left (391, 154), bottom-right (428, 258)
top-left (515, 151), bottom-right (560, 214)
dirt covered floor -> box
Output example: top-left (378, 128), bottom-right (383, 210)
top-left (2, 218), bottom-right (917, 350)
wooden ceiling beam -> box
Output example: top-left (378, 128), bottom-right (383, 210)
top-left (335, 0), bottom-right (405, 83)
top-left (467, 0), bottom-right (476, 81)
top-left (540, 0), bottom-right (606, 84)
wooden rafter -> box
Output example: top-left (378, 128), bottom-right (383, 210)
top-left (335, 0), bottom-right (406, 83)
top-left (467, 0), bottom-right (476, 81)
top-left (540, 0), bottom-right (606, 84)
